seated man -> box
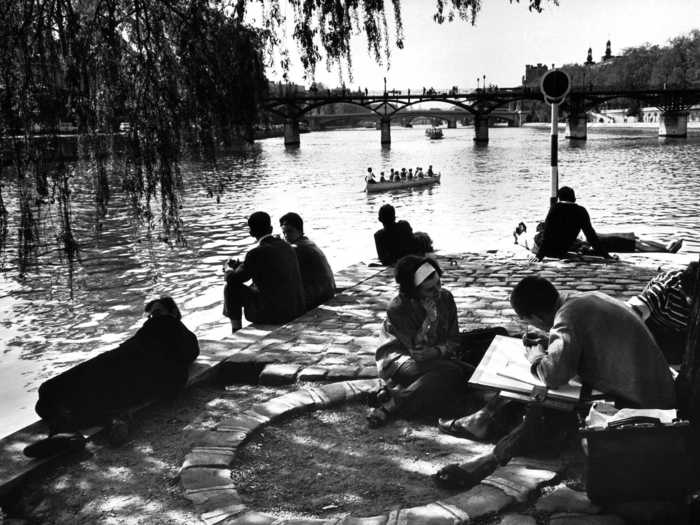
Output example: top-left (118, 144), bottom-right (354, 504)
top-left (223, 211), bottom-right (305, 332)
top-left (28, 297), bottom-right (199, 455)
top-left (279, 212), bottom-right (336, 310)
top-left (531, 222), bottom-right (683, 257)
top-left (366, 167), bottom-right (376, 184)
top-left (628, 261), bottom-right (698, 364)
top-left (374, 204), bottom-right (433, 266)
top-left (434, 276), bottom-right (675, 489)
top-left (534, 186), bottom-right (613, 261)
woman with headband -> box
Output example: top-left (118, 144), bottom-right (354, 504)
top-left (367, 256), bottom-right (472, 428)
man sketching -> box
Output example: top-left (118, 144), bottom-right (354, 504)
top-left (433, 275), bottom-right (675, 489)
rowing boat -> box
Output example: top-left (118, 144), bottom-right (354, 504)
top-left (425, 127), bottom-right (444, 139)
top-left (365, 173), bottom-right (441, 193)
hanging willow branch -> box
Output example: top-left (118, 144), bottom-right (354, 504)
top-left (0, 0), bottom-right (555, 271)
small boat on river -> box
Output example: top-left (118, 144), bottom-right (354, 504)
top-left (366, 173), bottom-right (441, 193)
top-left (425, 127), bottom-right (444, 139)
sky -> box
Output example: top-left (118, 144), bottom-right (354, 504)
top-left (259, 0), bottom-right (700, 91)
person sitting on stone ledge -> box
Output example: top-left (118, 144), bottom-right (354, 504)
top-left (367, 255), bottom-right (507, 428)
top-left (27, 296), bottom-right (199, 456)
top-left (433, 276), bottom-right (676, 489)
top-left (223, 211), bottom-right (305, 333)
top-left (529, 220), bottom-right (683, 257)
top-left (374, 204), bottom-right (433, 266)
top-left (628, 260), bottom-right (698, 365)
top-left (533, 186), bottom-right (614, 261)
top-left (279, 212), bottom-right (336, 311)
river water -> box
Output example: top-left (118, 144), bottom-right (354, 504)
top-left (1, 124), bottom-right (700, 437)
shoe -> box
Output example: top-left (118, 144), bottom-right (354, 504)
top-left (438, 409), bottom-right (494, 441)
top-left (432, 454), bottom-right (499, 490)
top-left (24, 433), bottom-right (87, 459)
top-left (230, 319), bottom-right (242, 333)
top-left (667, 239), bottom-right (683, 253)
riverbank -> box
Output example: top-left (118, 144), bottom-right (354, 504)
top-left (1, 247), bottom-right (695, 524)
top-left (2, 123), bottom-right (700, 489)
top-left (523, 121), bottom-right (700, 130)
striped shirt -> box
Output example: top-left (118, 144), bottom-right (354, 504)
top-left (635, 270), bottom-right (690, 331)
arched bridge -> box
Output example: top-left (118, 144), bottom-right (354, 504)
top-left (261, 86), bottom-right (700, 146)
top-left (306, 107), bottom-right (523, 130)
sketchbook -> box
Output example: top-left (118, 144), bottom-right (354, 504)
top-left (469, 335), bottom-right (591, 403)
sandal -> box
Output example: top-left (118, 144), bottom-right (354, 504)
top-left (432, 455), bottom-right (498, 490)
top-left (438, 411), bottom-right (495, 441)
top-left (367, 406), bottom-right (391, 428)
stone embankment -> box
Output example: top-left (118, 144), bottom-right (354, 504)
top-left (178, 249), bottom-right (692, 524)
top-left (1, 248), bottom-right (695, 524)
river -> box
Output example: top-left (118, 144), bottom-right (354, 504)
top-left (1, 124), bottom-right (700, 437)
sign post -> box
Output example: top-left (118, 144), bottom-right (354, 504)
top-left (540, 70), bottom-right (571, 207)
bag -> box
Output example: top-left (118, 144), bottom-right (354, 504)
top-left (457, 327), bottom-right (509, 366)
top-left (580, 415), bottom-right (692, 504)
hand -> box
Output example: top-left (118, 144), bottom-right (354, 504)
top-left (524, 344), bottom-right (546, 364)
top-left (223, 258), bottom-right (240, 274)
top-left (527, 254), bottom-right (541, 263)
top-left (522, 331), bottom-right (547, 348)
top-left (412, 345), bottom-right (441, 362)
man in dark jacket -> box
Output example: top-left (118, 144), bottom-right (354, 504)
top-left (280, 212), bottom-right (336, 310)
top-left (33, 297), bottom-right (199, 440)
top-left (223, 211), bottom-right (306, 332)
top-left (535, 186), bottom-right (612, 260)
top-left (374, 204), bottom-right (431, 266)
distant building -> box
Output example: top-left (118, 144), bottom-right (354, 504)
top-left (522, 63), bottom-right (549, 87)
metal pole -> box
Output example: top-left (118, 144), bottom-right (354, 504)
top-left (550, 102), bottom-right (559, 207)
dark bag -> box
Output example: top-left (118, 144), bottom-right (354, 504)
top-left (580, 416), bottom-right (692, 504)
top-left (457, 327), bottom-right (509, 367)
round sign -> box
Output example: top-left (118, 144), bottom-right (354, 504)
top-left (540, 69), bottom-right (571, 104)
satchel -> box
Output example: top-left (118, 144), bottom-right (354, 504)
top-left (580, 415), bottom-right (692, 504)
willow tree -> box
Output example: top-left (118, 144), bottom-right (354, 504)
top-left (0, 0), bottom-right (552, 270)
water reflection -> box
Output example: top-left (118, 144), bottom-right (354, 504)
top-left (1, 125), bottom-right (700, 436)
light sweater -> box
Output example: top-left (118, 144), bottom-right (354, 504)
top-left (531, 292), bottom-right (675, 409)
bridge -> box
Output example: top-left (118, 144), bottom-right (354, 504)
top-left (305, 107), bottom-right (522, 130)
top-left (261, 86), bottom-right (700, 146)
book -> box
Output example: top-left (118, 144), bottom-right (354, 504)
top-left (469, 334), bottom-right (591, 403)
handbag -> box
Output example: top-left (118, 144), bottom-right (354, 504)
top-left (580, 415), bottom-right (692, 504)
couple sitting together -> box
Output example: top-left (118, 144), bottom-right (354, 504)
top-left (371, 254), bottom-right (678, 490)
top-left (223, 211), bottom-right (336, 332)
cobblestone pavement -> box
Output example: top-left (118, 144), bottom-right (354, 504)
top-left (182, 249), bottom-right (696, 525)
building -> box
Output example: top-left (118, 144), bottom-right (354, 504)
top-left (522, 63), bottom-right (549, 87)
